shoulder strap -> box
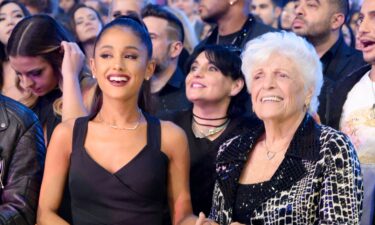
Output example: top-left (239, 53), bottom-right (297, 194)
top-left (144, 112), bottom-right (161, 151)
top-left (72, 116), bottom-right (90, 152)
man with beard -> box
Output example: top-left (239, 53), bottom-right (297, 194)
top-left (292, 0), bottom-right (366, 123)
top-left (142, 4), bottom-right (191, 116)
top-left (197, 0), bottom-right (275, 50)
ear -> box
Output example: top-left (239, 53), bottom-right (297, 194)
top-left (145, 59), bottom-right (156, 81)
top-left (168, 41), bottom-right (183, 59)
top-left (331, 12), bottom-right (345, 30)
top-left (230, 78), bottom-right (245, 97)
top-left (274, 6), bottom-right (282, 18)
top-left (304, 87), bottom-right (314, 107)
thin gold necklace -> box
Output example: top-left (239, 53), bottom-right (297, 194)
top-left (264, 139), bottom-right (288, 160)
top-left (97, 109), bottom-right (142, 130)
top-left (192, 119), bottom-right (230, 138)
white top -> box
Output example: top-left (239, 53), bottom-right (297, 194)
top-left (340, 70), bottom-right (375, 164)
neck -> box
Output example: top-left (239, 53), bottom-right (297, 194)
top-left (263, 112), bottom-right (305, 147)
top-left (312, 32), bottom-right (339, 58)
top-left (192, 99), bottom-right (230, 123)
top-left (217, 10), bottom-right (248, 36)
top-left (99, 96), bottom-right (140, 124)
top-left (1, 61), bottom-right (17, 89)
top-left (151, 62), bottom-right (177, 93)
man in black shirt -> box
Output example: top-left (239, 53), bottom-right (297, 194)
top-left (292, 0), bottom-right (366, 123)
top-left (142, 4), bottom-right (191, 116)
top-left (198, 0), bottom-right (275, 50)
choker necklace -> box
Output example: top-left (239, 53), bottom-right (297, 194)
top-left (192, 112), bottom-right (228, 120)
top-left (98, 109), bottom-right (142, 130)
top-left (192, 117), bottom-right (229, 127)
top-left (192, 119), bottom-right (230, 138)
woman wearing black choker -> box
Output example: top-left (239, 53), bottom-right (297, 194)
top-left (164, 45), bottom-right (258, 217)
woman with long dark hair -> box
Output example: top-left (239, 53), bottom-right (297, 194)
top-left (7, 14), bottom-right (96, 144)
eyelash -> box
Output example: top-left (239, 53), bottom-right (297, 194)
top-left (0, 14), bottom-right (23, 22)
top-left (99, 54), bottom-right (138, 60)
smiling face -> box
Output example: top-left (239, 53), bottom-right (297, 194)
top-left (249, 54), bottom-right (310, 123)
top-left (186, 51), bottom-right (241, 105)
top-left (357, 0), bottom-right (375, 64)
top-left (0, 2), bottom-right (26, 45)
top-left (91, 26), bottom-right (154, 101)
top-left (74, 7), bottom-right (102, 43)
top-left (9, 55), bottom-right (59, 96)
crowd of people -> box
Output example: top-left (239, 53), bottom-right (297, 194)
top-left (0, 0), bottom-right (373, 224)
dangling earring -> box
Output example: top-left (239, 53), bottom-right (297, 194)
top-left (304, 100), bottom-right (310, 111)
top-left (229, 0), bottom-right (237, 5)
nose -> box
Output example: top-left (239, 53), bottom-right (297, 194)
top-left (294, 3), bottom-right (304, 16)
top-left (262, 74), bottom-right (276, 89)
top-left (84, 19), bottom-right (92, 26)
top-left (252, 7), bottom-right (260, 16)
top-left (190, 67), bottom-right (204, 78)
top-left (357, 16), bottom-right (369, 36)
top-left (20, 75), bottom-right (35, 89)
top-left (6, 16), bottom-right (15, 26)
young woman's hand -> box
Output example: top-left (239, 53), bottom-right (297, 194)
top-left (61, 41), bottom-right (85, 79)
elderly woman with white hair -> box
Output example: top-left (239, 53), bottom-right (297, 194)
top-left (196, 32), bottom-right (363, 225)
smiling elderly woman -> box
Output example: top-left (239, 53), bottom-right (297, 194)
top-left (206, 32), bottom-right (363, 224)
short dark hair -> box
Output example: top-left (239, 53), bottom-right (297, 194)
top-left (330, 0), bottom-right (349, 21)
top-left (141, 4), bottom-right (185, 43)
top-left (185, 45), bottom-right (249, 118)
top-left (271, 0), bottom-right (283, 8)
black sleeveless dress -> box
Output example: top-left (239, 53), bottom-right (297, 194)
top-left (69, 114), bottom-right (169, 225)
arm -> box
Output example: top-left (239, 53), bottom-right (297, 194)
top-left (60, 41), bottom-right (88, 121)
top-left (161, 121), bottom-right (217, 225)
top-left (0, 120), bottom-right (45, 225)
top-left (161, 121), bottom-right (195, 225)
top-left (318, 131), bottom-right (363, 224)
top-left (37, 121), bottom-right (74, 225)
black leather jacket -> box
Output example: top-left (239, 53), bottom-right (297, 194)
top-left (0, 94), bottom-right (45, 224)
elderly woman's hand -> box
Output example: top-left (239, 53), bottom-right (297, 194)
top-left (61, 41), bottom-right (85, 80)
top-left (195, 212), bottom-right (219, 225)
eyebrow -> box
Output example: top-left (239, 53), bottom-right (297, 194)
top-left (0, 9), bottom-right (22, 15)
top-left (99, 45), bottom-right (140, 51)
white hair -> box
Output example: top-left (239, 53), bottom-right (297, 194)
top-left (241, 31), bottom-right (323, 114)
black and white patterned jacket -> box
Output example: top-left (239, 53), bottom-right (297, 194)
top-left (209, 114), bottom-right (363, 224)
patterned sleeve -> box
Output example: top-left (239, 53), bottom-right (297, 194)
top-left (318, 129), bottom-right (363, 224)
